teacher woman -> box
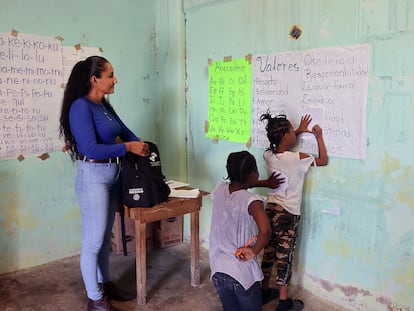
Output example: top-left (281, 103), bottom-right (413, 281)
top-left (59, 56), bottom-right (148, 311)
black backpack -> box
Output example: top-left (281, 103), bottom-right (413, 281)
top-left (122, 141), bottom-right (171, 208)
top-left (118, 141), bottom-right (171, 256)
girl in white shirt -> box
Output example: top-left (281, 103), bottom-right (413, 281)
top-left (259, 113), bottom-right (328, 311)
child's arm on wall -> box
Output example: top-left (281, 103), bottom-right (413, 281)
top-left (236, 200), bottom-right (271, 261)
top-left (312, 125), bottom-right (328, 166)
top-left (299, 124), bottom-right (328, 166)
top-left (255, 172), bottom-right (285, 189)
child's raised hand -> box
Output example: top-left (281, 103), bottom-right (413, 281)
top-left (295, 114), bottom-right (312, 135)
top-left (312, 124), bottom-right (323, 138)
top-left (267, 172), bottom-right (285, 189)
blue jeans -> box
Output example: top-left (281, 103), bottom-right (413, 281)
top-left (212, 272), bottom-right (262, 311)
top-left (75, 161), bottom-right (122, 300)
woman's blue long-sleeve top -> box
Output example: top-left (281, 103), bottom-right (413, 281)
top-left (69, 96), bottom-right (139, 160)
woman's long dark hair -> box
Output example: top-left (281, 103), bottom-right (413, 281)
top-left (59, 56), bottom-right (111, 162)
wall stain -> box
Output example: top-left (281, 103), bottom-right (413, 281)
top-left (317, 278), bottom-right (413, 310)
top-left (1, 194), bottom-right (35, 231)
top-left (394, 166), bottom-right (414, 212)
top-left (321, 237), bottom-right (351, 259)
top-left (337, 284), bottom-right (371, 297)
top-left (376, 295), bottom-right (393, 311)
top-left (320, 278), bottom-right (335, 292)
top-left (379, 153), bottom-right (414, 213)
top-left (391, 263), bottom-right (414, 306)
top-left (380, 152), bottom-right (401, 176)
top-left (318, 278), bottom-right (394, 310)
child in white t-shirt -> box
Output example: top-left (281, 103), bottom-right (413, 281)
top-left (259, 113), bottom-right (328, 311)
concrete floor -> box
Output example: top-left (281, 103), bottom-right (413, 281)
top-left (0, 243), bottom-right (349, 311)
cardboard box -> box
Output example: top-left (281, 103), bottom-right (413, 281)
top-left (111, 212), bottom-right (153, 255)
top-left (154, 216), bottom-right (183, 248)
top-left (159, 216), bottom-right (183, 231)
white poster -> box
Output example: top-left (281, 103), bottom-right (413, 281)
top-left (62, 46), bottom-right (101, 85)
top-left (251, 44), bottom-right (370, 159)
top-left (0, 32), bottom-right (63, 160)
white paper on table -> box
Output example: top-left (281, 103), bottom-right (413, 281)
top-left (169, 188), bottom-right (200, 198)
top-left (166, 180), bottom-right (191, 189)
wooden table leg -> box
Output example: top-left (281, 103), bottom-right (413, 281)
top-left (190, 211), bottom-right (200, 286)
top-left (135, 221), bottom-right (147, 305)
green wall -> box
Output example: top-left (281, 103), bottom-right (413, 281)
top-left (0, 0), bottom-right (186, 272)
top-left (184, 0), bottom-right (413, 310)
top-left (1, 0), bottom-right (413, 310)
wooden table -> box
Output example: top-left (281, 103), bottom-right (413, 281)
top-left (124, 190), bottom-right (207, 305)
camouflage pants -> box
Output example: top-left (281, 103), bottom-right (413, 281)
top-left (261, 203), bottom-right (300, 286)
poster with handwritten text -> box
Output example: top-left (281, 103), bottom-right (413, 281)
top-left (252, 44), bottom-right (369, 159)
top-left (206, 57), bottom-right (251, 143)
top-left (62, 46), bottom-right (101, 85)
top-left (0, 32), bottom-right (63, 160)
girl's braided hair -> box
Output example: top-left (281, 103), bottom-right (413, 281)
top-left (260, 111), bottom-right (292, 151)
top-left (225, 151), bottom-right (257, 183)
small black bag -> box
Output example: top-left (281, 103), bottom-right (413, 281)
top-left (122, 141), bottom-right (171, 208)
top-left (119, 141), bottom-right (170, 256)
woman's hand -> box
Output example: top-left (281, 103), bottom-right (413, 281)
top-left (125, 141), bottom-right (149, 157)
